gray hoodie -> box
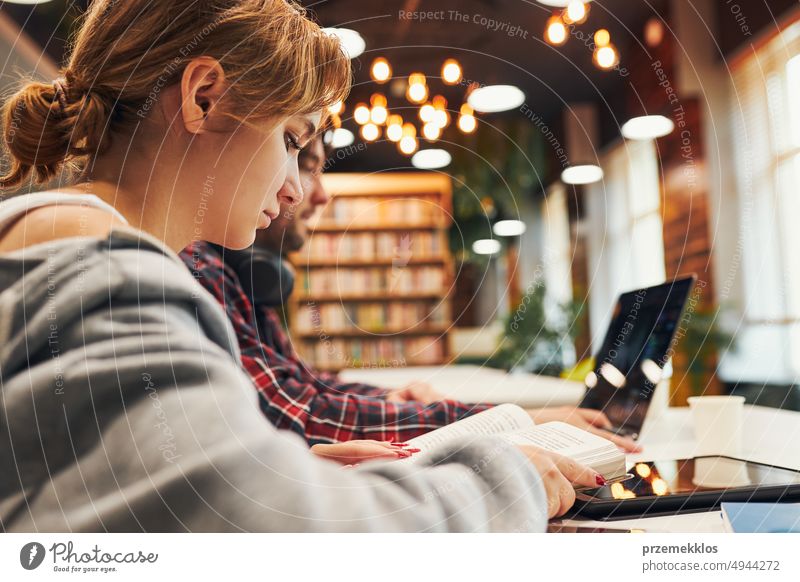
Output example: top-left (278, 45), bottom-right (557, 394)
top-left (0, 228), bottom-right (548, 532)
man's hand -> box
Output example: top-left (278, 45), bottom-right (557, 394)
top-left (526, 406), bottom-right (643, 453)
top-left (385, 381), bottom-right (445, 404)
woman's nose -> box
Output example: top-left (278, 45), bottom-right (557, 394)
top-left (278, 181), bottom-right (303, 207)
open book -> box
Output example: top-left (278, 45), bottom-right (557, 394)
top-left (403, 403), bottom-right (627, 482)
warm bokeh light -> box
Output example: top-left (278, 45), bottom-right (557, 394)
top-left (594, 28), bottom-right (610, 46)
top-left (370, 105), bottom-right (388, 125)
top-left (546, 15), bottom-right (568, 46)
top-left (441, 58), bottom-right (462, 84)
top-left (422, 122), bottom-right (441, 141)
top-left (402, 122), bottom-right (417, 138)
top-left (328, 101), bottom-right (344, 116)
top-left (407, 83), bottom-right (428, 103)
top-left (635, 463), bottom-right (652, 478)
top-left (406, 73), bottom-right (428, 103)
top-left (564, 1), bottom-right (588, 25)
top-left (652, 478), bottom-right (669, 496)
top-left (419, 104), bottom-right (435, 123)
top-left (360, 122), bottom-right (380, 142)
top-left (595, 44), bottom-right (619, 69)
top-left (370, 57), bottom-right (392, 83)
top-left (370, 93), bottom-right (388, 108)
top-left (353, 103), bottom-right (370, 125)
top-left (644, 17), bottom-right (665, 47)
top-left (432, 109), bottom-right (449, 128)
top-left (458, 112), bottom-right (477, 133)
top-left (399, 135), bottom-right (418, 155)
top-left (386, 118), bottom-right (403, 142)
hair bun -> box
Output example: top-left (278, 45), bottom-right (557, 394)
top-left (1, 78), bottom-right (112, 188)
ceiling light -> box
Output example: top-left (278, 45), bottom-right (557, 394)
top-left (328, 128), bottom-right (354, 148)
top-left (371, 57), bottom-right (392, 83)
top-left (561, 164), bottom-right (604, 184)
top-left (537, 0), bottom-right (577, 6)
top-left (467, 85), bottom-right (525, 113)
top-left (399, 135), bottom-right (418, 155)
top-left (411, 149), bottom-right (452, 169)
top-left (353, 103), bottom-right (370, 125)
top-left (621, 115), bottom-right (675, 140)
top-left (472, 239), bottom-right (502, 256)
top-left (492, 220), bottom-right (527, 237)
top-left (360, 123), bottom-right (380, 142)
top-left (545, 15), bottom-right (568, 46)
top-left (322, 27), bottom-right (365, 59)
top-left (442, 59), bottom-right (463, 85)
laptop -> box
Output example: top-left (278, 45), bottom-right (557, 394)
top-left (579, 275), bottom-right (696, 440)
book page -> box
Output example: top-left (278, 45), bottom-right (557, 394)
top-left (405, 403), bottom-right (533, 455)
top-left (503, 422), bottom-right (610, 456)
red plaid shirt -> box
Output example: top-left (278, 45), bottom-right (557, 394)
top-left (180, 242), bottom-right (491, 445)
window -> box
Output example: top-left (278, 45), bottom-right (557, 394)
top-left (585, 140), bottom-right (666, 345)
top-left (728, 19), bottom-right (800, 382)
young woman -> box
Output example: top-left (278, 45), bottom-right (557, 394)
top-left (0, 0), bottom-right (599, 532)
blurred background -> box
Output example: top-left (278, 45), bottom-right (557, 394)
top-left (2, 0), bottom-right (798, 408)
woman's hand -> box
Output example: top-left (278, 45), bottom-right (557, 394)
top-left (518, 446), bottom-right (604, 518)
top-left (311, 440), bottom-right (419, 465)
top-left (526, 406), bottom-right (642, 453)
top-left (385, 381), bottom-right (444, 404)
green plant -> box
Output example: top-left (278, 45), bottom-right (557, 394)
top-left (490, 283), bottom-right (580, 376)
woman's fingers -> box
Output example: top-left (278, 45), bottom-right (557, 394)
top-left (548, 451), bottom-right (604, 489)
top-left (311, 441), bottom-right (418, 465)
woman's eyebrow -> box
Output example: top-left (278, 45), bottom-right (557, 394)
top-left (299, 119), bottom-right (317, 143)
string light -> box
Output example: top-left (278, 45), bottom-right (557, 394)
top-left (386, 114), bottom-right (403, 142)
top-left (545, 14), bottom-right (567, 46)
top-left (441, 59), bottom-right (462, 85)
top-left (594, 28), bottom-right (610, 46)
top-left (432, 96), bottom-right (450, 128)
top-left (422, 122), bottom-right (441, 141)
top-left (458, 103), bottom-right (477, 133)
top-left (419, 103), bottom-right (435, 123)
top-left (370, 57), bottom-right (392, 83)
top-left (594, 44), bottom-right (619, 69)
top-left (406, 73), bottom-right (428, 104)
top-left (360, 122), bottom-right (380, 142)
top-left (399, 135), bottom-right (418, 155)
top-left (353, 103), bottom-right (370, 125)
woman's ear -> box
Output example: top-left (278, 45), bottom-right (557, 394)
top-left (180, 56), bottom-right (226, 135)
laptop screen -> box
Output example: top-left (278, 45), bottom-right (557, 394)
top-left (579, 276), bottom-right (696, 435)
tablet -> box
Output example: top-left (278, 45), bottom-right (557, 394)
top-left (572, 456), bottom-right (800, 520)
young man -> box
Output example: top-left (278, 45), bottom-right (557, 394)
top-left (179, 136), bottom-right (640, 453)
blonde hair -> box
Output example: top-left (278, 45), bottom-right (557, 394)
top-left (0, 0), bottom-right (351, 188)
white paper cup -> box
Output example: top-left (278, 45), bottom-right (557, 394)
top-left (687, 395), bottom-right (745, 456)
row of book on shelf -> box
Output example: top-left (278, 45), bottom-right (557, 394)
top-left (302, 231), bottom-right (444, 262)
top-left (315, 196), bottom-right (442, 226)
top-left (297, 266), bottom-right (446, 296)
top-left (297, 336), bottom-right (445, 370)
top-left (295, 301), bottom-right (448, 334)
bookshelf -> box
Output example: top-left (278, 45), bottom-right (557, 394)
top-left (288, 172), bottom-right (454, 371)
